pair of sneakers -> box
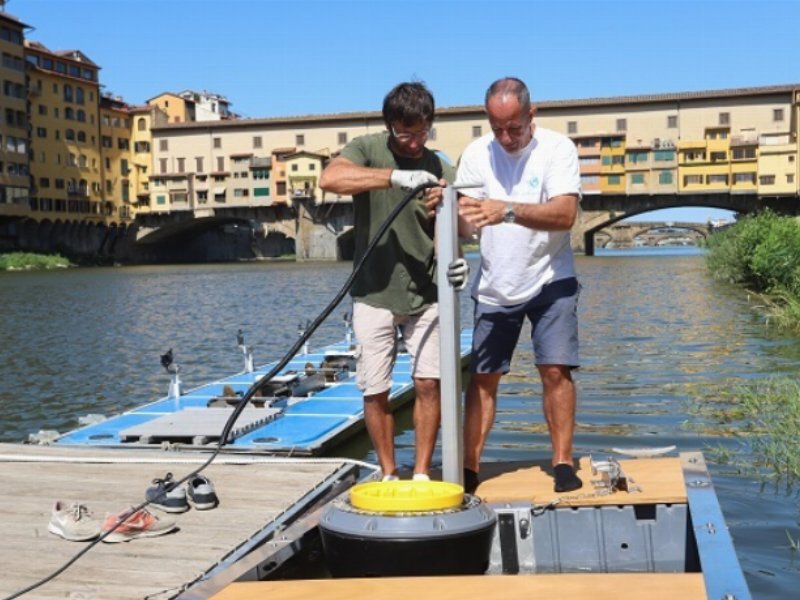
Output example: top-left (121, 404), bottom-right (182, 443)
top-left (48, 501), bottom-right (175, 543)
top-left (145, 472), bottom-right (219, 513)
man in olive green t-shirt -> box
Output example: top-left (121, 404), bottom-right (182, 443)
top-left (320, 82), bottom-right (468, 481)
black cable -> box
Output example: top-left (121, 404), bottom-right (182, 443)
top-left (4, 181), bottom-right (437, 600)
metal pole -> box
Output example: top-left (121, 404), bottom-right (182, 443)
top-left (436, 185), bottom-right (463, 485)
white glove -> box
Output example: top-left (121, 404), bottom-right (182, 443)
top-left (447, 258), bottom-right (470, 291)
top-left (390, 169), bottom-right (438, 192)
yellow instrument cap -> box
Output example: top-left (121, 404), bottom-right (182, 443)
top-left (350, 480), bottom-right (464, 513)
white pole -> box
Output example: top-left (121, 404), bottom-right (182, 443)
top-left (436, 185), bottom-right (463, 485)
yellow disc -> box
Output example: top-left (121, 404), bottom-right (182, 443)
top-left (350, 480), bottom-right (464, 513)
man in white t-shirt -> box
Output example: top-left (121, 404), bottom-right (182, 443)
top-left (456, 77), bottom-right (583, 494)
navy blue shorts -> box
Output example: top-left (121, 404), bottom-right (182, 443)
top-left (470, 277), bottom-right (580, 374)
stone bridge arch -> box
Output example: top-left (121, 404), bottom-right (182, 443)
top-left (574, 192), bottom-right (800, 255)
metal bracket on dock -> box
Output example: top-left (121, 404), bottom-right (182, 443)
top-left (590, 456), bottom-right (641, 493)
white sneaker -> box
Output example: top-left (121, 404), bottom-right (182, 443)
top-left (412, 473), bottom-right (430, 482)
top-left (381, 474), bottom-right (399, 482)
top-left (48, 501), bottom-right (101, 542)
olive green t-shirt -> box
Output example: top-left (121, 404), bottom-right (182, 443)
top-left (341, 132), bottom-right (455, 315)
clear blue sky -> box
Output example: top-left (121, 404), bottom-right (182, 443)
top-left (10, 0), bottom-right (800, 222)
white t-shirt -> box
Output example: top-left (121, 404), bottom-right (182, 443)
top-left (456, 126), bottom-right (581, 306)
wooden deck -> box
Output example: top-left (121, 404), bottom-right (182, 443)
top-left (212, 573), bottom-right (707, 600)
top-left (0, 443), bottom-right (357, 599)
top-left (475, 455), bottom-right (687, 506)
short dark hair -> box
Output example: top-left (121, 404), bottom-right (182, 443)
top-left (485, 77), bottom-right (531, 113)
top-left (382, 82), bottom-right (435, 127)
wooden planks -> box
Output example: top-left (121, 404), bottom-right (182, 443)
top-left (211, 573), bottom-right (707, 600)
top-left (0, 444), bottom-right (350, 600)
top-left (475, 456), bottom-right (687, 506)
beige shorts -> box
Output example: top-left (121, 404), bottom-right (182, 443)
top-left (353, 301), bottom-right (440, 396)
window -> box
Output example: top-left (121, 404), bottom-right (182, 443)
top-left (234, 188), bottom-right (249, 198)
top-left (628, 152), bottom-right (648, 164)
top-left (719, 112), bottom-right (730, 125)
top-left (616, 118), bottom-right (626, 132)
top-left (759, 175), bottom-right (775, 185)
top-left (75, 87), bottom-right (84, 104)
top-left (253, 168), bottom-right (269, 180)
top-left (472, 125), bottom-right (482, 138)
top-left (658, 171), bottom-right (673, 185)
top-left (771, 108), bottom-right (784, 122)
top-left (159, 158), bottom-right (168, 173)
top-left (217, 157), bottom-right (225, 172)
top-left (684, 174), bottom-right (703, 185)
top-left (77, 131), bottom-right (86, 143)
top-left (567, 121), bottom-right (577, 134)
top-left (710, 151), bottom-right (727, 162)
top-left (733, 173), bottom-right (755, 184)
top-left (630, 173), bottom-right (645, 185)
top-left (39, 177), bottom-right (50, 188)
top-left (338, 132), bottom-right (348, 145)
top-left (65, 129), bottom-right (75, 141)
top-left (607, 175), bottom-right (621, 185)
top-left (667, 115), bottom-right (678, 128)
top-left (102, 136), bottom-right (112, 148)
top-left (653, 150), bottom-right (675, 161)
top-left (291, 164), bottom-right (298, 172)
top-left (197, 191), bottom-right (208, 203)
top-left (63, 84), bottom-right (73, 102)
top-left (177, 158), bottom-right (185, 173)
top-left (121, 159), bottom-right (129, 175)
top-left (137, 118), bottom-right (146, 131)
top-left (276, 181), bottom-right (287, 196)
top-left (253, 136), bottom-right (262, 149)
top-left (195, 157), bottom-right (204, 172)
top-left (38, 105), bottom-right (47, 116)
top-left (213, 137), bottom-right (221, 149)
top-left (118, 138), bottom-right (129, 150)
top-left (159, 139), bottom-right (168, 152)
top-left (732, 148), bottom-right (756, 160)
top-left (707, 174), bottom-right (728, 185)
top-left (295, 134), bottom-right (305, 146)
top-left (76, 110), bottom-right (86, 122)
top-left (36, 127), bottom-right (47, 138)
top-left (65, 107), bottom-right (74, 120)
top-left (788, 174), bottom-right (795, 184)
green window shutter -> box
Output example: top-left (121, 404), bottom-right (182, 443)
top-left (658, 171), bottom-right (673, 184)
top-left (254, 187), bottom-right (270, 197)
top-left (156, 195), bottom-right (166, 205)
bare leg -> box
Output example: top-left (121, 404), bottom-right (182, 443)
top-left (412, 377), bottom-right (440, 476)
top-left (463, 372), bottom-right (502, 473)
top-left (537, 364), bottom-right (577, 466)
top-left (363, 390), bottom-right (396, 476)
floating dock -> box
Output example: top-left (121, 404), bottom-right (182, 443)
top-left (210, 452), bottom-right (749, 600)
top-left (0, 443), bottom-right (362, 599)
top-left (50, 332), bottom-right (472, 455)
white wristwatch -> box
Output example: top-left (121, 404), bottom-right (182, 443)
top-left (503, 202), bottom-right (516, 224)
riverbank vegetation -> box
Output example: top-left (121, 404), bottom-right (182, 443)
top-left (690, 379), bottom-right (800, 489)
top-left (698, 212), bottom-right (800, 502)
top-left (0, 252), bottom-right (72, 271)
top-left (706, 210), bottom-right (800, 333)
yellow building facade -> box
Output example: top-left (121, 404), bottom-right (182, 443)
top-left (145, 84), bottom-right (799, 216)
top-left (25, 42), bottom-right (106, 221)
top-left (0, 11), bottom-right (29, 217)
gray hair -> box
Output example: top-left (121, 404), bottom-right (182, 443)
top-left (485, 77), bottom-right (531, 112)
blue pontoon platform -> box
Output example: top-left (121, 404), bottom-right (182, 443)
top-left (50, 330), bottom-right (472, 455)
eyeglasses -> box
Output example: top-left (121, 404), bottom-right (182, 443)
top-left (391, 126), bottom-right (431, 143)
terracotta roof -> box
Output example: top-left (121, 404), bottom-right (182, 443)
top-left (0, 10), bottom-right (31, 28)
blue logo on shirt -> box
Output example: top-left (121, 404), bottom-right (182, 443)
top-left (529, 176), bottom-right (540, 189)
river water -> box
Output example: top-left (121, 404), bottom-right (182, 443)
top-left (0, 248), bottom-right (798, 597)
